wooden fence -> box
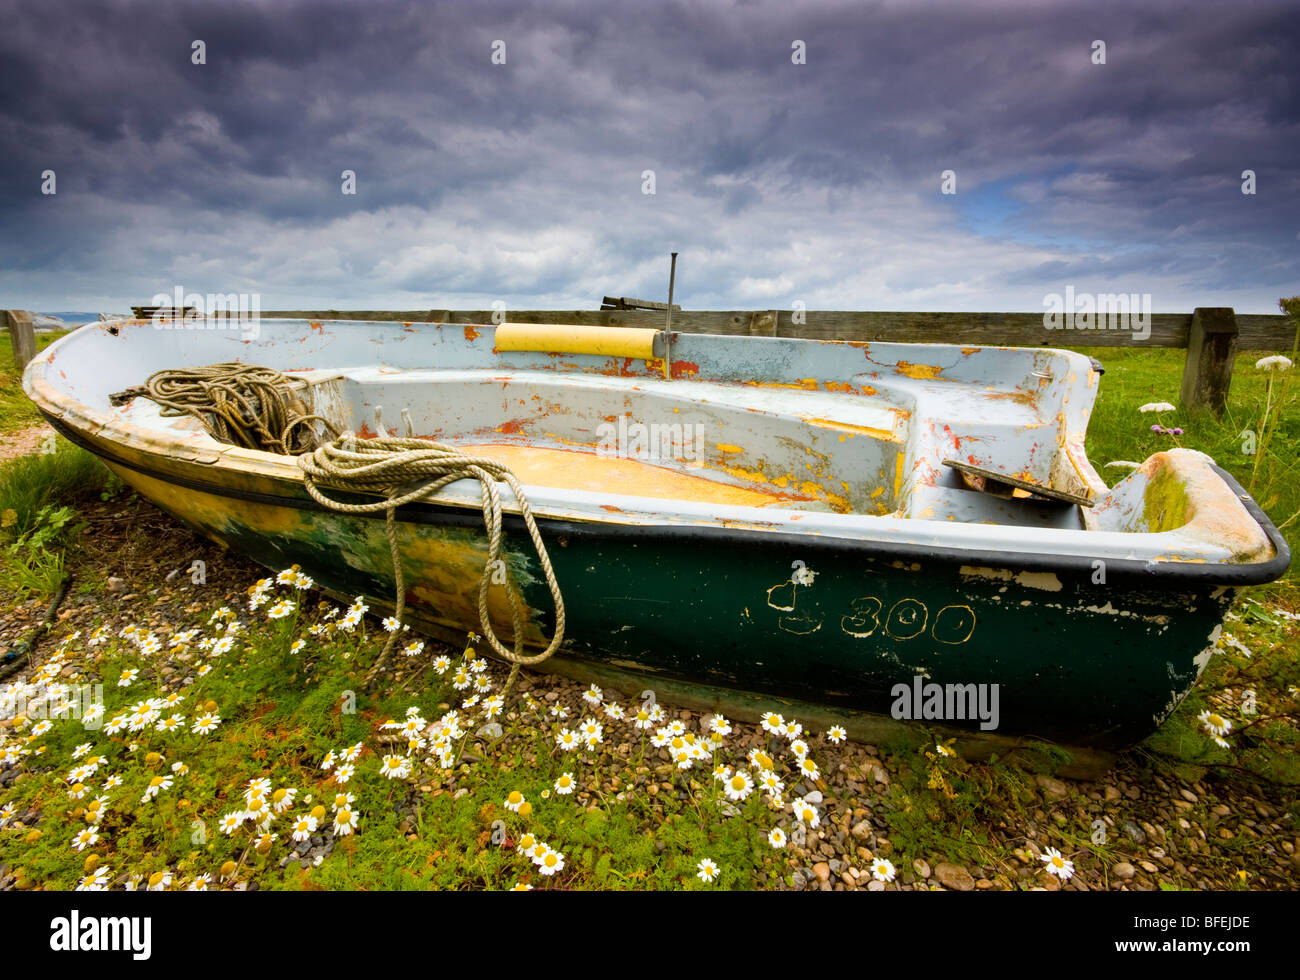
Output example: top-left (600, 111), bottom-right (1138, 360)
top-left (7, 306), bottom-right (1296, 415)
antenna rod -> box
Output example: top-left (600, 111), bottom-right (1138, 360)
top-left (664, 252), bottom-right (677, 379)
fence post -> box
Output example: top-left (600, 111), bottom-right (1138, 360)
top-left (4, 310), bottom-right (36, 371)
top-left (1179, 307), bottom-right (1238, 416)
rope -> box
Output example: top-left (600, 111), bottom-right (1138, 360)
top-left (110, 363), bottom-right (339, 455)
top-left (296, 435), bottom-right (566, 691)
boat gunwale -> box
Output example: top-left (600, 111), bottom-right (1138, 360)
top-left (39, 408), bottom-right (1291, 588)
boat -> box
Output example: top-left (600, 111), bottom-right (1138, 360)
top-left (22, 315), bottom-right (1290, 758)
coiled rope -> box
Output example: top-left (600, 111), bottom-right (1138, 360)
top-left (112, 363), bottom-right (566, 692)
top-left (297, 435), bottom-right (567, 692)
top-left (110, 363), bottom-right (339, 455)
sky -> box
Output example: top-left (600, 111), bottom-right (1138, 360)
top-left (0, 0), bottom-right (1296, 315)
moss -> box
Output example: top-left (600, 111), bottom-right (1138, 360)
top-left (1142, 463), bottom-right (1191, 532)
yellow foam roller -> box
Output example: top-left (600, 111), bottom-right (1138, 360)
top-left (494, 322), bottom-right (662, 360)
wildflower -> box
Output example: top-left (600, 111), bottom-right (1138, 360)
top-left (331, 792), bottom-right (355, 812)
top-left (68, 782), bottom-right (88, 800)
top-left (555, 772), bottom-right (575, 795)
top-left (404, 640), bottom-right (425, 658)
top-left (748, 748), bottom-right (775, 772)
top-left (1199, 710), bottom-right (1232, 738)
top-left (321, 750), bottom-right (336, 771)
top-left (187, 874), bottom-right (213, 891)
top-left (334, 763), bottom-right (355, 784)
top-left (380, 755), bottom-right (410, 779)
top-left (102, 774), bottom-right (123, 790)
top-left (768, 827), bottom-right (787, 848)
top-left (76, 865), bottom-right (112, 891)
top-left (147, 871), bottom-right (172, 891)
top-left (191, 712), bottom-right (221, 735)
top-left (71, 826), bottom-right (100, 852)
top-left (826, 725), bottom-right (847, 744)
top-left (291, 814), bottom-right (319, 842)
top-left (333, 807), bottom-right (358, 836)
top-left (556, 729), bottom-right (580, 752)
top-left (784, 718), bottom-right (803, 740)
top-left (792, 800), bottom-right (820, 828)
top-left (1040, 847), bottom-right (1074, 880)
top-left (760, 711), bottom-right (785, 735)
top-left (267, 599), bottom-right (296, 620)
top-left (341, 742), bottom-right (364, 763)
top-left (872, 858), bottom-right (896, 882)
top-left (798, 757), bottom-right (821, 782)
top-left (789, 738), bottom-right (809, 759)
top-left (141, 775), bottom-right (173, 802)
top-left (511, 882), bottom-right (533, 891)
top-left (696, 858), bottom-right (720, 883)
top-left (473, 674), bottom-right (492, 694)
top-left (156, 713), bottom-right (185, 734)
top-left (244, 778), bottom-right (273, 803)
top-left (1256, 355), bottom-right (1293, 373)
top-left (758, 771), bottom-right (784, 797)
top-left (1139, 402), bottom-right (1177, 413)
top-left (482, 695), bottom-right (504, 719)
top-left (290, 639), bottom-right (306, 655)
top-left (432, 655), bottom-right (451, 674)
top-left (603, 701), bottom-right (625, 721)
top-left (451, 669), bottom-right (471, 690)
top-left (468, 657), bottom-right (487, 674)
top-left (724, 769), bottom-right (754, 801)
top-left (533, 842), bottom-right (564, 873)
top-left (550, 704), bottom-right (570, 720)
top-left (382, 616), bottom-right (402, 632)
top-left (72, 743), bottom-right (92, 760)
top-left (582, 684), bottom-right (603, 706)
top-left (517, 833), bottom-right (539, 859)
top-left (219, 813), bottom-right (243, 835)
top-left (709, 715), bottom-right (732, 737)
top-left (271, 787), bottom-right (296, 812)
top-left (632, 706), bottom-right (654, 729)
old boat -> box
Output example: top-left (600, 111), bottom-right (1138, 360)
top-left (22, 316), bottom-right (1290, 755)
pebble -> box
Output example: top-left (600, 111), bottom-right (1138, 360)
top-left (912, 858), bottom-right (931, 878)
top-left (1036, 775), bottom-right (1068, 800)
top-left (1123, 820), bottom-right (1147, 844)
top-left (1113, 862), bottom-right (1136, 880)
top-left (812, 862), bottom-right (831, 883)
top-left (934, 863), bottom-right (975, 891)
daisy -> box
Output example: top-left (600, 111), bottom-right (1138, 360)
top-left (758, 772), bottom-right (785, 797)
top-left (798, 757), bottom-right (821, 782)
top-left (1199, 710), bottom-right (1232, 738)
top-left (768, 827), bottom-right (787, 848)
top-left (291, 814), bottom-right (319, 842)
top-left (511, 882), bottom-right (533, 891)
top-left (826, 725), bottom-right (847, 744)
top-left (789, 738), bottom-right (809, 759)
top-left (71, 826), bottom-right (99, 852)
top-left (76, 865), bottom-right (112, 891)
top-left (219, 812), bottom-right (243, 835)
top-left (403, 640), bottom-right (425, 658)
top-left (380, 755), bottom-right (410, 779)
top-left (171, 762), bottom-right (189, 776)
top-left (72, 743), bottom-right (92, 760)
top-left (333, 807), bottom-right (358, 836)
top-left (1041, 847), bottom-right (1075, 880)
top-left (536, 848), bottom-right (565, 876)
top-left (632, 706), bottom-right (654, 730)
top-left (696, 858), bottom-right (720, 883)
top-left (760, 711), bottom-right (785, 735)
top-left (320, 750), bottom-right (337, 771)
top-left (725, 769), bottom-right (754, 801)
top-left (784, 719), bottom-right (803, 740)
top-left (555, 729), bottom-right (580, 752)
top-left (516, 833), bottom-right (539, 859)
top-left (382, 616), bottom-right (402, 632)
top-left (603, 701), bottom-right (625, 721)
top-left (332, 792), bottom-right (355, 812)
top-left (432, 655), bottom-right (451, 674)
top-left (290, 639), bottom-right (306, 655)
top-left (187, 873), bottom-right (213, 891)
top-left (156, 714), bottom-right (185, 734)
top-left (872, 858), bottom-right (896, 882)
top-left (554, 772), bottom-right (575, 795)
top-left (504, 791), bottom-right (526, 812)
top-left (141, 774), bottom-right (173, 802)
top-left (341, 742), bottom-right (364, 763)
top-left (582, 684), bottom-right (603, 706)
top-left (271, 788), bottom-right (296, 812)
top-left (102, 774), bottom-right (123, 790)
top-left (792, 800), bottom-right (820, 828)
top-left (748, 748), bottom-right (775, 772)
top-left (473, 675), bottom-right (493, 694)
top-left (191, 712), bottom-right (221, 735)
top-left (451, 669), bottom-right (471, 690)
top-left (709, 715), bottom-right (732, 736)
top-left (31, 720), bottom-right (53, 737)
top-left (147, 870), bottom-right (172, 891)
top-left (334, 762), bottom-right (355, 784)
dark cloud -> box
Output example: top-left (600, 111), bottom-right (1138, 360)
top-left (0, 0), bottom-right (1295, 312)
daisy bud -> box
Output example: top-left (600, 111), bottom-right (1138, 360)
top-left (311, 805), bottom-right (326, 821)
top-left (204, 700), bottom-right (219, 714)
top-left (219, 860), bottom-right (237, 879)
top-left (145, 752), bottom-right (162, 768)
top-left (517, 801), bottom-right (533, 818)
top-left (83, 854), bottom-right (100, 872)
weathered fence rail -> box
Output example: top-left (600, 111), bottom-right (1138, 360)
top-left (6, 307), bottom-right (1295, 414)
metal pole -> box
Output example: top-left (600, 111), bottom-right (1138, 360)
top-left (664, 252), bottom-right (677, 379)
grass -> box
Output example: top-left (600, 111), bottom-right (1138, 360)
top-left (0, 329), bottom-right (68, 434)
top-left (1074, 345), bottom-right (1298, 598)
top-left (0, 339), bottom-right (1295, 891)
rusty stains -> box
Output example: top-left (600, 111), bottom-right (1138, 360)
top-left (894, 361), bottom-right (943, 380)
top-left (464, 325), bottom-right (481, 342)
top-left (670, 360), bottom-right (700, 380)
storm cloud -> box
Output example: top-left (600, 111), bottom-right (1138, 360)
top-left (0, 0), bottom-right (1295, 313)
